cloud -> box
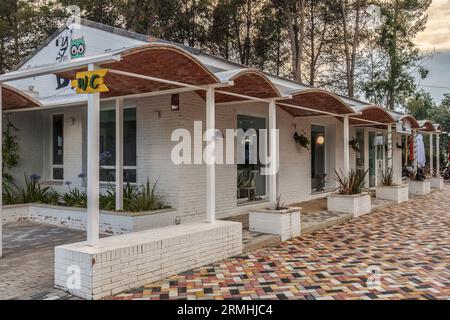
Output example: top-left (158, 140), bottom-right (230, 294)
top-left (415, 0), bottom-right (450, 52)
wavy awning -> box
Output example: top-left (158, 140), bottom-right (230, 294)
top-left (1, 84), bottom-right (41, 110)
top-left (350, 105), bottom-right (396, 125)
top-left (57, 44), bottom-right (221, 98)
top-left (212, 69), bottom-right (281, 103)
top-left (278, 89), bottom-right (354, 117)
top-left (418, 120), bottom-right (436, 132)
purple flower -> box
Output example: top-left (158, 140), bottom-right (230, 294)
top-left (30, 174), bottom-right (41, 182)
top-left (64, 181), bottom-right (72, 186)
top-left (78, 173), bottom-right (85, 178)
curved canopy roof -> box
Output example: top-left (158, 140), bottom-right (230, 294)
top-left (1, 84), bottom-right (41, 110)
top-left (209, 69), bottom-right (282, 103)
top-left (278, 89), bottom-right (354, 118)
top-left (399, 114), bottom-right (420, 129)
top-left (350, 105), bottom-right (396, 125)
top-left (58, 44), bottom-right (221, 98)
top-left (418, 120), bottom-right (436, 132)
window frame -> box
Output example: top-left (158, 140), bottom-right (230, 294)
top-left (50, 113), bottom-right (64, 182)
top-left (99, 106), bottom-right (137, 184)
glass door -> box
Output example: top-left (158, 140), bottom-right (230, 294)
top-left (369, 131), bottom-right (385, 187)
top-left (237, 115), bottom-right (266, 203)
top-left (311, 125), bottom-right (326, 192)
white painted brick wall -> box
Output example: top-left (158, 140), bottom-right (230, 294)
top-left (408, 180), bottom-right (431, 195)
top-left (327, 193), bottom-right (371, 217)
top-left (249, 209), bottom-right (301, 241)
top-left (55, 220), bottom-right (242, 299)
top-left (376, 185), bottom-right (409, 204)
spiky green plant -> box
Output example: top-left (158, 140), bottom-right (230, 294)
top-left (14, 173), bottom-right (52, 203)
top-left (62, 188), bottom-right (87, 208)
top-left (381, 168), bottom-right (394, 186)
top-left (99, 187), bottom-right (116, 211)
top-left (334, 169), bottom-right (368, 195)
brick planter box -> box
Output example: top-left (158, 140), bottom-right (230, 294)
top-left (430, 177), bottom-right (444, 190)
top-left (376, 185), bottom-right (409, 204)
top-left (249, 207), bottom-right (301, 241)
top-left (327, 193), bottom-right (371, 217)
top-left (55, 221), bottom-right (242, 300)
top-left (408, 180), bottom-right (431, 196)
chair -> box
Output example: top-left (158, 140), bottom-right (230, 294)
top-left (238, 169), bottom-right (258, 200)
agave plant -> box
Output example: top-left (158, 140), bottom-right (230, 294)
top-left (124, 178), bottom-right (166, 212)
top-left (334, 169), bottom-right (368, 195)
top-left (62, 187), bottom-right (87, 208)
top-left (14, 173), bottom-right (52, 203)
top-left (381, 168), bottom-right (394, 186)
top-left (99, 186), bottom-right (116, 211)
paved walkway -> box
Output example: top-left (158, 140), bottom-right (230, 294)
top-left (110, 187), bottom-right (450, 300)
top-left (0, 222), bottom-right (85, 300)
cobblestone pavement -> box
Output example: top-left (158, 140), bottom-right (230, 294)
top-left (110, 187), bottom-right (450, 300)
top-left (0, 222), bottom-right (85, 300)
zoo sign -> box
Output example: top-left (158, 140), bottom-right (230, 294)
top-left (71, 69), bottom-right (109, 94)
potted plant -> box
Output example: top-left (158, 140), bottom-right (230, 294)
top-left (408, 168), bottom-right (431, 196)
top-left (376, 168), bottom-right (409, 203)
top-left (327, 169), bottom-right (371, 217)
top-left (249, 195), bottom-right (301, 241)
top-left (430, 168), bottom-right (444, 190)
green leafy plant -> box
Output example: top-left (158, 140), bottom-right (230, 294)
top-left (381, 168), bottom-right (394, 186)
top-left (2, 183), bottom-right (19, 205)
top-left (47, 189), bottom-right (60, 205)
top-left (62, 188), bottom-right (87, 208)
top-left (334, 169), bottom-right (368, 195)
top-left (2, 117), bottom-right (20, 182)
top-left (14, 173), bottom-right (52, 203)
top-left (124, 178), bottom-right (167, 212)
top-left (293, 131), bottom-right (310, 150)
top-left (99, 187), bottom-right (116, 211)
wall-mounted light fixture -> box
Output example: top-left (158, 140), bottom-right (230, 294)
top-left (171, 94), bottom-right (180, 111)
top-left (316, 135), bottom-right (325, 145)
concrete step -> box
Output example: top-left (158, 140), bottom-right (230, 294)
top-left (242, 229), bottom-right (280, 253)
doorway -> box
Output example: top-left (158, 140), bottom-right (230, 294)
top-left (311, 125), bottom-right (326, 192)
top-left (369, 131), bottom-right (386, 187)
top-left (237, 115), bottom-right (267, 203)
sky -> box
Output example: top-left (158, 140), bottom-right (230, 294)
top-left (414, 0), bottom-right (450, 104)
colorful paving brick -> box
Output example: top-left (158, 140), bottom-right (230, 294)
top-left (109, 186), bottom-right (450, 300)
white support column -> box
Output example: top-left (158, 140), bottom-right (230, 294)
top-left (87, 64), bottom-right (100, 245)
top-left (115, 97), bottom-right (124, 210)
top-left (268, 99), bottom-right (278, 206)
top-left (436, 134), bottom-right (440, 175)
top-left (413, 130), bottom-right (418, 171)
top-left (0, 85), bottom-right (3, 258)
top-left (206, 86), bottom-right (215, 223)
top-left (429, 133), bottom-right (434, 176)
top-left (343, 115), bottom-right (350, 175)
top-left (387, 124), bottom-right (393, 171)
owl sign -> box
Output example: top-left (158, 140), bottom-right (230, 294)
top-left (71, 69), bottom-right (109, 94)
top-left (70, 37), bottom-right (86, 59)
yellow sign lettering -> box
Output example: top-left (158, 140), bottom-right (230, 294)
top-left (71, 69), bottom-right (109, 94)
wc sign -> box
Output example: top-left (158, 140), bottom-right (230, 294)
top-left (71, 69), bottom-right (109, 94)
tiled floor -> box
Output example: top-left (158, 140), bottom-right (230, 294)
top-left (0, 222), bottom-right (85, 300)
top-left (109, 186), bottom-right (450, 300)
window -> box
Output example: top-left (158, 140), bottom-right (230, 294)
top-left (99, 108), bottom-right (137, 183)
top-left (52, 114), bottom-right (64, 180)
top-left (237, 115), bottom-right (267, 203)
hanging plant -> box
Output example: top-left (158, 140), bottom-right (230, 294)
top-left (349, 137), bottom-right (360, 152)
top-left (2, 116), bottom-right (20, 182)
top-left (293, 131), bottom-right (310, 150)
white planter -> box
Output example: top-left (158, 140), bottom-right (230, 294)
top-left (327, 193), bottom-right (371, 217)
top-left (430, 177), bottom-right (444, 190)
top-left (408, 180), bottom-right (431, 196)
top-left (249, 207), bottom-right (301, 241)
top-left (376, 185), bottom-right (409, 204)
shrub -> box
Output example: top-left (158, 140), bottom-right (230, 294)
top-left (381, 168), bottom-right (394, 186)
top-left (334, 169), bottom-right (368, 195)
top-left (16, 173), bottom-right (53, 203)
top-left (62, 188), bottom-right (87, 208)
top-left (99, 187), bottom-right (115, 211)
top-left (124, 179), bottom-right (167, 212)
